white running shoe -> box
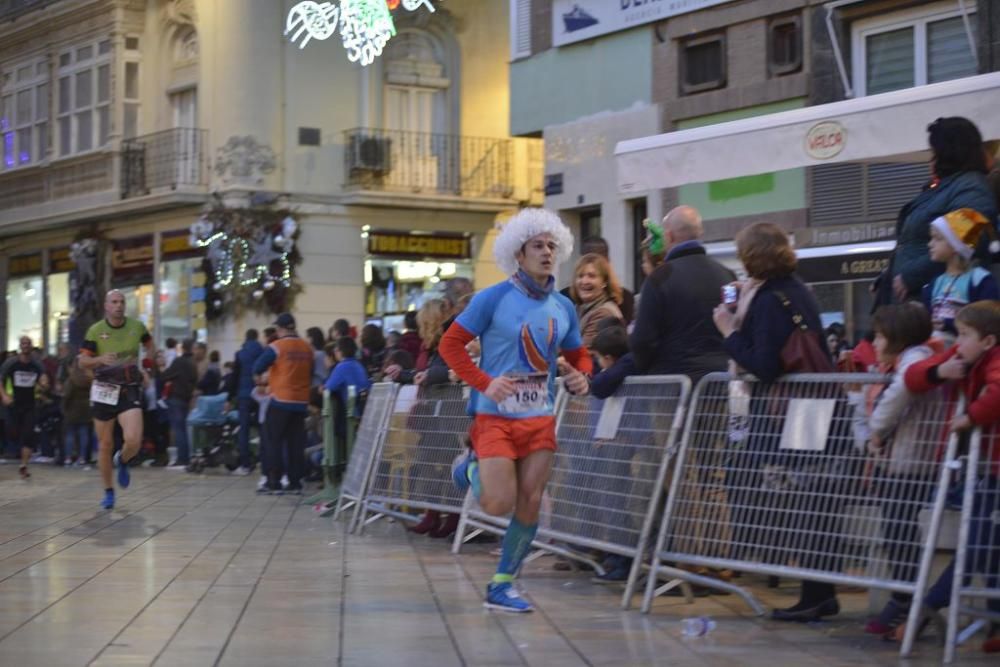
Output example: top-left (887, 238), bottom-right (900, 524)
top-left (231, 466), bottom-right (253, 476)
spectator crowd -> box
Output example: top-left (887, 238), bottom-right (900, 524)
top-left (2, 115), bottom-right (998, 654)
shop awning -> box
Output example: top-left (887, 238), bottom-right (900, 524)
top-left (615, 72), bottom-right (1000, 193)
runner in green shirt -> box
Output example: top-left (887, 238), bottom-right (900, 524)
top-left (79, 290), bottom-right (155, 510)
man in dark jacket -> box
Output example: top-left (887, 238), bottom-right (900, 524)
top-left (161, 338), bottom-right (198, 468)
top-left (629, 206), bottom-right (736, 381)
top-left (227, 329), bottom-right (264, 475)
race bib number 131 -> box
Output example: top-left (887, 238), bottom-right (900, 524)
top-left (90, 381), bottom-right (121, 406)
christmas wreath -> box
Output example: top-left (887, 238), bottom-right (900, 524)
top-left (189, 199), bottom-right (303, 321)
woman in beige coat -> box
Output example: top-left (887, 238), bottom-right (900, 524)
top-left (570, 253), bottom-right (624, 350)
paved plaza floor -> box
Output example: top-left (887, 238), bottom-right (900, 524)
top-left (0, 465), bottom-right (993, 666)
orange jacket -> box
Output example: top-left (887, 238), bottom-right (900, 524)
top-left (256, 335), bottom-right (313, 407)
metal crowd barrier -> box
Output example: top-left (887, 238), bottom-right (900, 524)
top-left (358, 383), bottom-right (472, 531)
top-left (453, 376), bottom-right (691, 609)
top-left (332, 382), bottom-right (398, 532)
top-left (643, 372), bottom-right (960, 658)
top-left (945, 427), bottom-right (1000, 663)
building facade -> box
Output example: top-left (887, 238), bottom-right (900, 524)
top-left (0, 0), bottom-right (542, 355)
top-left (510, 0), bottom-right (997, 338)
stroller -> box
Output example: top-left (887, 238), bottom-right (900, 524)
top-left (186, 393), bottom-right (242, 473)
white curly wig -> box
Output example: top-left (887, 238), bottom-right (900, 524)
top-left (493, 208), bottom-right (574, 276)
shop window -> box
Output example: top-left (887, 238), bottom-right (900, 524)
top-left (160, 257), bottom-right (203, 344)
top-left (6, 275), bottom-right (43, 351)
top-left (120, 285), bottom-right (155, 333)
top-left (365, 259), bottom-right (473, 323)
top-left (853, 2), bottom-right (977, 97)
top-left (768, 15), bottom-right (802, 77)
top-left (680, 33), bottom-right (726, 95)
top-left (56, 38), bottom-right (112, 156)
top-left (0, 57), bottom-right (49, 170)
top-left (47, 272), bottom-right (70, 354)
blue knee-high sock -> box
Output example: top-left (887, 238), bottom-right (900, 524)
top-left (493, 517), bottom-right (538, 584)
top-left (468, 459), bottom-right (481, 499)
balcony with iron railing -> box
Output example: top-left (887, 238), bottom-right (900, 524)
top-left (121, 128), bottom-right (210, 199)
top-left (342, 128), bottom-right (522, 204)
top-left (0, 127), bottom-right (210, 230)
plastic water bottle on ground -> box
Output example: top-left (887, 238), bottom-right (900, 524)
top-left (681, 617), bottom-right (716, 637)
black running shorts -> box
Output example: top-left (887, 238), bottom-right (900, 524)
top-left (90, 383), bottom-right (144, 422)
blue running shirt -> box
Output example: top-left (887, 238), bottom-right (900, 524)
top-left (455, 281), bottom-right (583, 418)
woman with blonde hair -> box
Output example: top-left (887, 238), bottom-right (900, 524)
top-left (386, 298), bottom-right (463, 538)
top-left (570, 253), bottom-right (624, 349)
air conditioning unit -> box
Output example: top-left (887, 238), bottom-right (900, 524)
top-left (348, 134), bottom-right (392, 174)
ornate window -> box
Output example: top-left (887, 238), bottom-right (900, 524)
top-left (1, 58), bottom-right (49, 169)
top-left (56, 39), bottom-right (113, 156)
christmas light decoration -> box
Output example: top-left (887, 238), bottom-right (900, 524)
top-left (285, 0), bottom-right (434, 65)
top-left (341, 0), bottom-right (396, 66)
top-left (285, 1), bottom-right (340, 50)
top-left (188, 199), bottom-right (303, 321)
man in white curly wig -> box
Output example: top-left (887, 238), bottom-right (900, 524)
top-left (440, 207), bottom-right (591, 613)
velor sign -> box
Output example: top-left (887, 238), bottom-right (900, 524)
top-left (805, 121), bottom-right (847, 160)
top-left (368, 231), bottom-right (471, 260)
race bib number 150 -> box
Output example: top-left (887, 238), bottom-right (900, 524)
top-left (498, 373), bottom-right (548, 415)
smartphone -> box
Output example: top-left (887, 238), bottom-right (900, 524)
top-left (721, 284), bottom-right (739, 306)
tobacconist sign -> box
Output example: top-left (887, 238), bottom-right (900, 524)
top-left (368, 231), bottom-right (471, 260)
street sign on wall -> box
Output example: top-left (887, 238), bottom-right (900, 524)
top-left (553, 0), bottom-right (733, 47)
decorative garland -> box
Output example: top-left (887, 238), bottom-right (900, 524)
top-left (68, 235), bottom-right (103, 346)
top-left (189, 200), bottom-right (303, 321)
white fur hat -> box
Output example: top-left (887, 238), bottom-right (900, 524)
top-left (493, 208), bottom-right (574, 276)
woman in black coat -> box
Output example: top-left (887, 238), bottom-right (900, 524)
top-left (713, 223), bottom-right (853, 622)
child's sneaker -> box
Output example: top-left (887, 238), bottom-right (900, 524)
top-left (484, 582), bottom-right (533, 613)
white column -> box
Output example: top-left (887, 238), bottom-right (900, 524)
top-left (200, 0), bottom-right (286, 189)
